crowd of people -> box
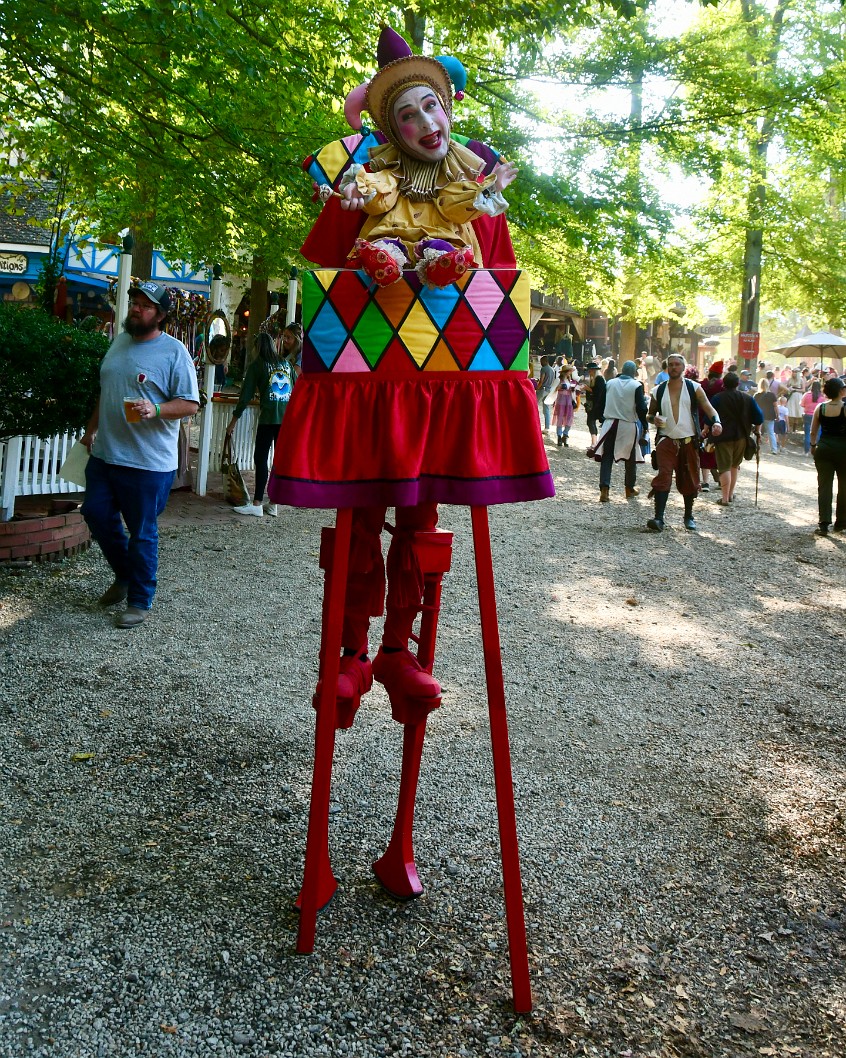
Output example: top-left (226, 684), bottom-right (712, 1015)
top-left (535, 351), bottom-right (846, 537)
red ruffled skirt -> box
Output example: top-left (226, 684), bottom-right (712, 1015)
top-left (268, 372), bottom-right (554, 508)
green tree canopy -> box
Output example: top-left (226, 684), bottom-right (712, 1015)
top-left (4, 0), bottom-right (842, 336)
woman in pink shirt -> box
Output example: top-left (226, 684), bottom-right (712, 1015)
top-left (801, 381), bottom-right (824, 454)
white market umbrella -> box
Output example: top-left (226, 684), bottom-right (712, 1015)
top-left (768, 330), bottom-right (845, 374)
top-left (768, 330), bottom-right (846, 361)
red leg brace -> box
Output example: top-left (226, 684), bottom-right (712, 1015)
top-left (373, 527), bottom-right (453, 900)
top-left (313, 504), bottom-right (440, 729)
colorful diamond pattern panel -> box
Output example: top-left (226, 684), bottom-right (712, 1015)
top-left (302, 269), bottom-right (530, 375)
top-left (303, 132), bottom-right (382, 194)
top-left (302, 132), bottom-right (499, 194)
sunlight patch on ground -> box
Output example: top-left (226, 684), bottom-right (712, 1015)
top-left (816, 584), bottom-right (846, 612)
top-left (754, 455), bottom-right (818, 515)
top-left (756, 595), bottom-right (815, 614)
top-left (754, 749), bottom-right (846, 861)
top-left (689, 528), bottom-right (737, 548)
top-left (0, 596), bottom-right (33, 630)
top-left (547, 579), bottom-right (733, 669)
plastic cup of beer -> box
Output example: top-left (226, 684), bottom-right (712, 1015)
top-left (124, 398), bottom-right (142, 423)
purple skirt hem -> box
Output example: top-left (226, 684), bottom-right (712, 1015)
top-left (267, 471), bottom-right (555, 509)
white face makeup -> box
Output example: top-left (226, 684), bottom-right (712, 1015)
top-left (391, 85), bottom-right (450, 162)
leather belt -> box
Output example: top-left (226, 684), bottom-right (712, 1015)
top-left (658, 435), bottom-right (695, 446)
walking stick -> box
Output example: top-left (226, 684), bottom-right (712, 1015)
top-left (755, 442), bottom-right (760, 507)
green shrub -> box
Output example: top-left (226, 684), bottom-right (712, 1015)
top-left (0, 303), bottom-right (108, 441)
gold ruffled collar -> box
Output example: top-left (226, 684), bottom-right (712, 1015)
top-left (368, 139), bottom-right (485, 202)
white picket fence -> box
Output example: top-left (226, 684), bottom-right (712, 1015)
top-left (0, 431), bottom-right (85, 520)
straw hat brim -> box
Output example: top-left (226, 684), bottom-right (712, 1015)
top-left (366, 54), bottom-right (453, 138)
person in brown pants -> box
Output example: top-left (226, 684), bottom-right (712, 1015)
top-left (646, 354), bottom-right (722, 532)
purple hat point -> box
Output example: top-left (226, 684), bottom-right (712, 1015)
top-left (377, 25), bottom-right (412, 68)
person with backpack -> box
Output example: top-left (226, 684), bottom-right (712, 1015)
top-left (645, 353), bottom-right (723, 532)
top-left (589, 359), bottom-right (647, 501)
top-left (225, 329), bottom-right (299, 517)
top-left (581, 361), bottom-right (606, 448)
top-left (753, 379), bottom-right (779, 455)
top-left (536, 355), bottom-right (558, 435)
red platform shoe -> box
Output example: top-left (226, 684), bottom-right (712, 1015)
top-left (372, 648), bottom-right (441, 725)
top-left (313, 650), bottom-right (373, 729)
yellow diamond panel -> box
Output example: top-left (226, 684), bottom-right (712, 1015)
top-left (398, 301), bottom-right (440, 368)
top-left (313, 270), bottom-right (336, 293)
top-left (511, 272), bottom-right (531, 329)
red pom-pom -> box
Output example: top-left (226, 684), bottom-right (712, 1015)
top-left (454, 90), bottom-right (465, 101)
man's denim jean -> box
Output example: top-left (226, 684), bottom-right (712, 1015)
top-left (82, 456), bottom-right (175, 609)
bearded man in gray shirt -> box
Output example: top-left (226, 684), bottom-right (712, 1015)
top-left (80, 282), bottom-right (200, 628)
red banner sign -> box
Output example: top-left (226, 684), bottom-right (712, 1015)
top-left (739, 332), bottom-right (760, 359)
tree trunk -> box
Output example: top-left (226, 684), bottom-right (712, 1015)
top-left (130, 175), bottom-right (157, 280)
top-left (130, 234), bottom-right (154, 281)
top-left (737, 0), bottom-right (791, 362)
top-left (619, 52), bottom-right (644, 363)
top-left (619, 320), bottom-right (638, 364)
top-left (404, 10), bottom-right (425, 50)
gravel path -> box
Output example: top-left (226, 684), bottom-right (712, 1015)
top-left (1, 422), bottom-right (844, 1058)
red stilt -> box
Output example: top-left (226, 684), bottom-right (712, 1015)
top-left (373, 528), bottom-right (453, 899)
top-left (470, 505), bottom-right (533, 1014)
top-left (372, 721), bottom-right (428, 899)
top-left (295, 508), bottom-right (353, 952)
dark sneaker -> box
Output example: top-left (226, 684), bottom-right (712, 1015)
top-left (98, 581), bottom-right (128, 606)
top-left (684, 517), bottom-right (697, 531)
top-left (646, 518), bottom-right (664, 532)
top-left (815, 525), bottom-right (829, 537)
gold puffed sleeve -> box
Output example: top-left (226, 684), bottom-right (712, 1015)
top-left (436, 173), bottom-right (498, 223)
top-left (356, 168), bottom-right (401, 217)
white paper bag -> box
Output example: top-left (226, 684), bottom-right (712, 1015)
top-left (58, 440), bottom-right (90, 488)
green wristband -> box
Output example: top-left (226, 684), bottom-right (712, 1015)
top-left (154, 403), bottom-right (161, 417)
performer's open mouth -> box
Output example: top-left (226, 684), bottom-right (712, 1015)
top-left (419, 132), bottom-right (442, 151)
